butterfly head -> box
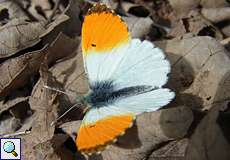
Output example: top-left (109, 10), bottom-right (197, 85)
top-left (75, 95), bottom-right (90, 113)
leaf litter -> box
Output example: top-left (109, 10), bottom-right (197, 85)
top-left (0, 0), bottom-right (229, 160)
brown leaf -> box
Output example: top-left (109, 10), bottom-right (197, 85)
top-left (0, 96), bottom-right (28, 115)
top-left (27, 0), bottom-right (69, 22)
top-left (121, 2), bottom-right (139, 13)
top-left (156, 36), bottom-right (230, 110)
top-left (62, 0), bottom-right (81, 37)
top-left (89, 106), bottom-right (193, 160)
top-left (222, 25), bottom-right (230, 37)
top-left (0, 33), bottom-right (77, 97)
top-left (22, 64), bottom-right (71, 159)
top-left (48, 45), bottom-right (88, 124)
top-left (123, 16), bottom-right (153, 39)
top-left (0, 18), bottom-right (45, 58)
top-left (29, 0), bottom-right (53, 20)
top-left (28, 61), bottom-right (59, 143)
top-left (0, 0), bottom-right (28, 23)
top-left (185, 104), bottom-right (230, 160)
top-left (40, 14), bottom-right (69, 44)
top-left (200, 0), bottom-right (229, 8)
top-left (60, 120), bottom-right (81, 140)
top-left (46, 32), bottom-right (78, 64)
top-left (22, 134), bottom-right (69, 160)
top-left (149, 138), bottom-right (189, 160)
top-left (201, 8), bottom-right (230, 23)
top-left (169, 11), bottom-right (223, 40)
top-left (0, 115), bottom-right (21, 136)
top-left (168, 0), bottom-right (229, 17)
top-left (0, 45), bottom-right (47, 97)
top-left (50, 45), bottom-right (88, 103)
top-left (168, 0), bottom-right (199, 17)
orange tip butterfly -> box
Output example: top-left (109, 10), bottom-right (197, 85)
top-left (76, 3), bottom-right (175, 155)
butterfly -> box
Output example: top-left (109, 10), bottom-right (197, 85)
top-left (76, 3), bottom-right (175, 155)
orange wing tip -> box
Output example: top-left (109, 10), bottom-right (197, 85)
top-left (77, 114), bottom-right (135, 155)
top-left (87, 3), bottom-right (113, 15)
top-left (82, 3), bottom-right (130, 54)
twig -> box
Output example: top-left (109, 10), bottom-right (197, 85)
top-left (220, 37), bottom-right (230, 45)
top-left (1, 130), bottom-right (31, 138)
top-left (50, 103), bottom-right (83, 126)
top-left (44, 85), bottom-right (76, 97)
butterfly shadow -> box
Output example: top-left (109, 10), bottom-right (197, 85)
top-left (214, 70), bottom-right (230, 143)
top-left (159, 51), bottom-right (204, 137)
top-left (114, 123), bottom-right (142, 149)
top-left (164, 50), bottom-right (204, 109)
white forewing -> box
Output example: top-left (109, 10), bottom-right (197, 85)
top-left (84, 44), bottom-right (129, 84)
top-left (84, 39), bottom-right (170, 90)
top-left (111, 39), bottom-right (170, 90)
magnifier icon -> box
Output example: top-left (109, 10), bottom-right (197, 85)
top-left (3, 141), bottom-right (18, 157)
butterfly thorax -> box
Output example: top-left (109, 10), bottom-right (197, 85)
top-left (84, 80), bottom-right (153, 108)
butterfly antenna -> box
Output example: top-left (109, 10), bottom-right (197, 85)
top-left (51, 103), bottom-right (82, 126)
top-left (44, 85), bottom-right (76, 97)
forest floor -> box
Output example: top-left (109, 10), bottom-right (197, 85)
top-left (0, 0), bottom-right (230, 160)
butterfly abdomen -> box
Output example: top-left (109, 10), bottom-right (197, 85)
top-left (85, 80), bottom-right (152, 108)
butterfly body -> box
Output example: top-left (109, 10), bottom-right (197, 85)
top-left (76, 3), bottom-right (175, 155)
top-left (85, 80), bottom-right (152, 108)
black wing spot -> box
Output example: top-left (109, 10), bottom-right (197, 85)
top-left (91, 44), bottom-right (96, 47)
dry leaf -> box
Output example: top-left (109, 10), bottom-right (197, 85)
top-left (60, 120), bottom-right (81, 140)
top-left (0, 96), bottom-right (28, 115)
top-left (201, 8), bottom-right (230, 23)
top-left (40, 14), bottom-right (69, 44)
top-left (200, 0), bottom-right (229, 8)
top-left (0, 0), bottom-right (28, 22)
top-left (85, 106), bottom-right (193, 160)
top-left (29, 0), bottom-right (53, 20)
top-left (49, 45), bottom-right (88, 124)
top-left (0, 1), bottom-right (229, 160)
top-left (29, 61), bottom-right (60, 143)
top-left (150, 138), bottom-right (189, 160)
top-left (168, 0), bottom-right (199, 17)
top-left (121, 2), bottom-right (140, 13)
top-left (0, 45), bottom-right (48, 97)
top-left (156, 36), bottom-right (230, 110)
top-left (168, 0), bottom-right (229, 17)
top-left (0, 115), bottom-right (21, 136)
top-left (22, 63), bottom-right (70, 159)
top-left (27, 0), bottom-right (67, 21)
top-left (50, 45), bottom-right (88, 103)
top-left (123, 16), bottom-right (153, 39)
top-left (22, 134), bottom-right (69, 160)
top-left (46, 32), bottom-right (78, 64)
top-left (0, 18), bottom-right (45, 58)
top-left (169, 11), bottom-right (223, 40)
top-left (62, 0), bottom-right (81, 37)
top-left (0, 33), bottom-right (77, 97)
top-left (186, 104), bottom-right (230, 160)
top-left (222, 25), bottom-right (230, 37)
